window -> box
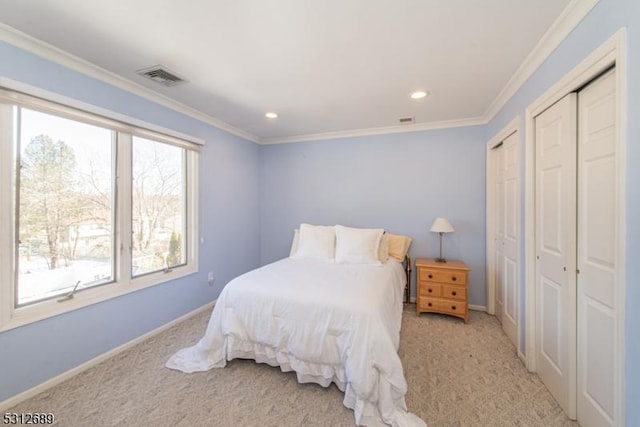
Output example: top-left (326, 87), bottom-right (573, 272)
top-left (0, 87), bottom-right (200, 330)
top-left (131, 136), bottom-right (187, 277)
top-left (16, 108), bottom-right (115, 306)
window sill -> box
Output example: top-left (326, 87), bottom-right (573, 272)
top-left (0, 265), bottom-right (197, 333)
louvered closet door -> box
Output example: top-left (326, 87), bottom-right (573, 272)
top-left (535, 93), bottom-right (578, 419)
top-left (576, 68), bottom-right (618, 427)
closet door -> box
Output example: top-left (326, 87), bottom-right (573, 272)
top-left (494, 144), bottom-right (505, 323)
top-left (576, 69), bottom-right (617, 427)
top-left (534, 93), bottom-right (578, 419)
top-left (494, 132), bottom-right (519, 347)
top-left (534, 69), bottom-right (619, 425)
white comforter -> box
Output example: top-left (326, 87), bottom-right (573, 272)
top-left (166, 258), bottom-right (425, 427)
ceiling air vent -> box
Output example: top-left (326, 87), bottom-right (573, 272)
top-left (398, 116), bottom-right (415, 125)
top-left (136, 65), bottom-right (187, 87)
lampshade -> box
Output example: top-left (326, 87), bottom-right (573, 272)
top-left (430, 217), bottom-right (455, 233)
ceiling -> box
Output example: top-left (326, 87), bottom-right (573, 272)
top-left (0, 0), bottom-right (574, 143)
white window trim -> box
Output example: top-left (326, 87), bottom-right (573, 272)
top-left (0, 82), bottom-right (200, 332)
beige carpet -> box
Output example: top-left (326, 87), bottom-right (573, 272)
top-left (9, 305), bottom-right (578, 426)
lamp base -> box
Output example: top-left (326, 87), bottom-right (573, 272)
top-left (434, 257), bottom-right (447, 263)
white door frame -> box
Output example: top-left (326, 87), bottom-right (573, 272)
top-left (524, 29), bottom-right (626, 424)
top-left (486, 117), bottom-right (521, 355)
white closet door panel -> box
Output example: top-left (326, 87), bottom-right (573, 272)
top-left (580, 300), bottom-right (615, 425)
top-left (496, 147), bottom-right (506, 238)
top-left (494, 145), bottom-right (505, 322)
top-left (535, 93), bottom-right (577, 418)
top-left (504, 256), bottom-right (517, 330)
top-left (540, 277), bottom-right (562, 369)
top-left (583, 158), bottom-right (615, 262)
top-left (501, 132), bottom-right (518, 345)
top-left (577, 69), bottom-right (617, 427)
top-left (540, 168), bottom-right (564, 256)
top-left (495, 248), bottom-right (504, 320)
top-left (505, 179), bottom-right (518, 241)
top-left (491, 131), bottom-right (518, 346)
top-left (582, 155), bottom-right (616, 308)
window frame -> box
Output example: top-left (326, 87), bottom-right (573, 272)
top-left (0, 84), bottom-right (200, 332)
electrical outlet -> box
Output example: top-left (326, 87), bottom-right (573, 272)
top-left (207, 272), bottom-right (214, 285)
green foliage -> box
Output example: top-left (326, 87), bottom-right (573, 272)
top-left (166, 231), bottom-right (182, 267)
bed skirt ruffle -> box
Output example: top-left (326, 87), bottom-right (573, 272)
top-left (167, 335), bottom-right (425, 427)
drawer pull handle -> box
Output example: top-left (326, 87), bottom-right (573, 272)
top-left (428, 302), bottom-right (432, 307)
top-left (428, 274), bottom-right (433, 279)
top-left (452, 276), bottom-right (457, 281)
top-left (451, 305), bottom-right (457, 310)
top-left (428, 289), bottom-right (432, 293)
top-left (452, 291), bottom-right (457, 296)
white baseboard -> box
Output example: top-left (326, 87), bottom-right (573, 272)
top-left (518, 349), bottom-right (527, 364)
top-left (0, 300), bottom-right (215, 412)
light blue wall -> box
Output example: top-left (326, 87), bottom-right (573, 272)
top-left (259, 127), bottom-right (487, 305)
top-left (485, 0), bottom-right (640, 424)
top-left (0, 42), bottom-right (261, 402)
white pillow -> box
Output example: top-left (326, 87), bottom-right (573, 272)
top-left (292, 224), bottom-right (336, 261)
top-left (289, 228), bottom-right (300, 257)
top-left (335, 225), bottom-right (384, 264)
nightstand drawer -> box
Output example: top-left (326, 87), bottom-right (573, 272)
top-left (419, 297), bottom-right (467, 314)
top-left (442, 284), bottom-right (466, 301)
top-left (419, 283), bottom-right (442, 297)
top-left (418, 267), bottom-right (466, 285)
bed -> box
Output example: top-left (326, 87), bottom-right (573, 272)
top-left (166, 224), bottom-right (425, 427)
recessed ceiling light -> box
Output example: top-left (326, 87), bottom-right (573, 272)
top-left (410, 91), bottom-right (429, 99)
top-left (265, 112), bottom-right (278, 119)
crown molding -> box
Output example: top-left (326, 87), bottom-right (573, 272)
top-left (482, 0), bottom-right (600, 123)
top-left (0, 23), bottom-right (260, 144)
top-left (261, 116), bottom-right (485, 145)
top-left (0, 24), bottom-right (482, 147)
top-left (0, 0), bottom-right (597, 147)
top-left (0, 76), bottom-right (206, 146)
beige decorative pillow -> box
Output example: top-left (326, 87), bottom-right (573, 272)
top-left (387, 233), bottom-right (412, 261)
top-left (378, 233), bottom-right (389, 262)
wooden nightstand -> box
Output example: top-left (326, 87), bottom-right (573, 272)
top-left (416, 258), bottom-right (469, 323)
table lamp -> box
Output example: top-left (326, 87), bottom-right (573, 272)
top-left (430, 217), bottom-right (455, 262)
